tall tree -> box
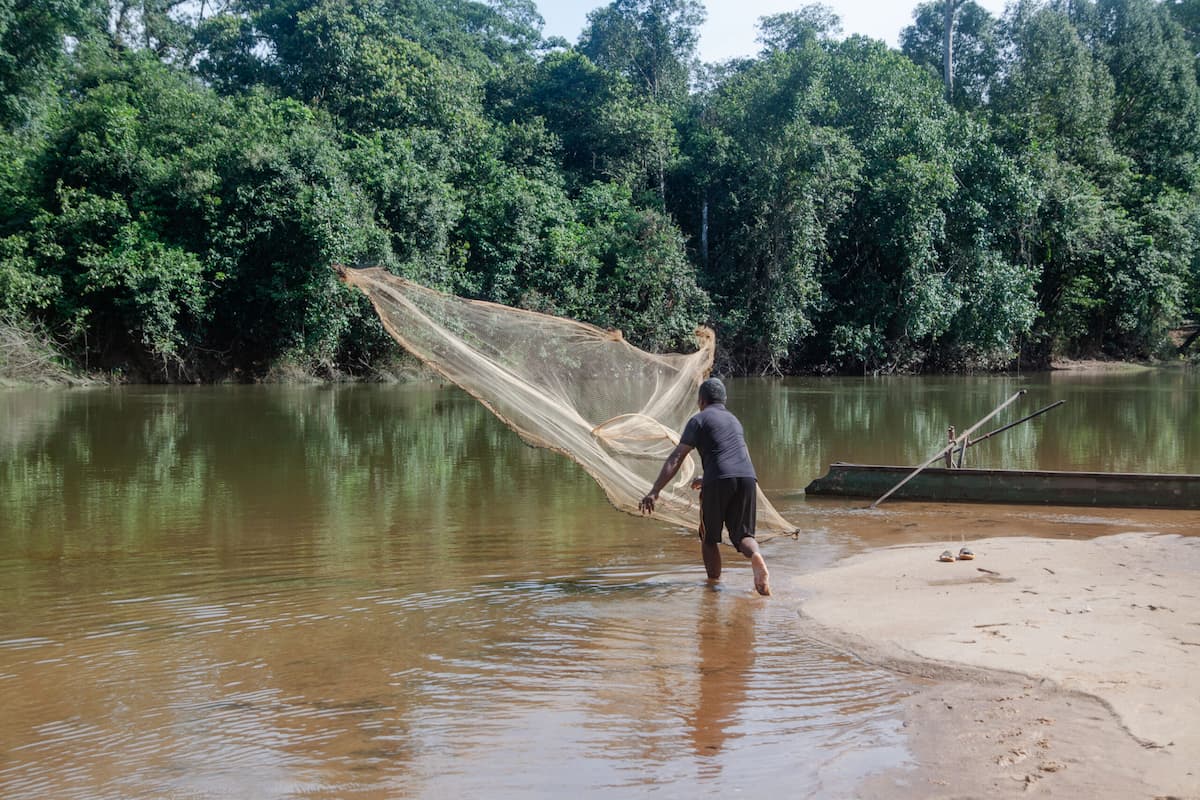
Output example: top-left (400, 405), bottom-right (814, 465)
top-left (992, 2), bottom-right (1115, 166)
top-left (1091, 0), bottom-right (1200, 187)
top-left (691, 41), bottom-right (860, 372)
top-left (577, 0), bottom-right (703, 202)
top-left (1166, 0), bottom-right (1200, 68)
top-left (942, 0), bottom-right (968, 101)
top-left (756, 3), bottom-right (842, 53)
top-left (503, 50), bottom-right (671, 190)
top-left (901, 0), bottom-right (1001, 108)
top-left (577, 0), bottom-right (703, 103)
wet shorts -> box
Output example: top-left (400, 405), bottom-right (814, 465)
top-left (699, 477), bottom-right (757, 550)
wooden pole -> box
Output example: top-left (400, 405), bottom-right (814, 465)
top-left (953, 400), bottom-right (1066, 458)
top-left (869, 390), bottom-right (1027, 509)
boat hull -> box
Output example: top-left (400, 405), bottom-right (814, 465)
top-left (803, 463), bottom-right (1200, 509)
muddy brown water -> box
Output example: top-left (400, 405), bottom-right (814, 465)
top-left (2, 371), bottom-right (1197, 799)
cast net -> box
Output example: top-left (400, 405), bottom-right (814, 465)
top-left (338, 266), bottom-right (796, 536)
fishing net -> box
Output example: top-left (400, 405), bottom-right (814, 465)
top-left (338, 266), bottom-right (796, 536)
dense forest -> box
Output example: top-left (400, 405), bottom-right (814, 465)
top-left (1, 0), bottom-right (1198, 380)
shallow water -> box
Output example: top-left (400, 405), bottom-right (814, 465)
top-left (1, 373), bottom-right (1197, 799)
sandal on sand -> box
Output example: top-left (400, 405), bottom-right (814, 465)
top-left (939, 550), bottom-right (957, 563)
top-left (958, 547), bottom-right (975, 561)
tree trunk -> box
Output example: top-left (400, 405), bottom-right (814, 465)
top-left (658, 151), bottom-right (666, 204)
top-left (943, 0), bottom-right (955, 102)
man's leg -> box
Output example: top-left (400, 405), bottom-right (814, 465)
top-left (701, 539), bottom-right (722, 580)
top-left (737, 536), bottom-right (770, 596)
top-left (729, 478), bottom-right (770, 596)
top-left (698, 507), bottom-right (722, 579)
top-left (698, 485), bottom-right (727, 581)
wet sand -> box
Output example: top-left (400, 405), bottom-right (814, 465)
top-left (790, 533), bottom-right (1200, 798)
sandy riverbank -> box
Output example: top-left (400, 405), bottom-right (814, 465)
top-left (790, 533), bottom-right (1200, 798)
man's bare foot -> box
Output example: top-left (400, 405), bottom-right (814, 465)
top-left (750, 552), bottom-right (771, 596)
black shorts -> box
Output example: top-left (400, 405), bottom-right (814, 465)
top-left (699, 477), bottom-right (757, 550)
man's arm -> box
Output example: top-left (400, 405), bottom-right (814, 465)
top-left (639, 442), bottom-right (694, 514)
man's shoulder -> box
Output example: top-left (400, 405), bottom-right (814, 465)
top-left (690, 405), bottom-right (739, 434)
top-left (703, 404), bottom-right (738, 422)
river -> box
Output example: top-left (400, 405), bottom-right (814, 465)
top-left (1, 370), bottom-right (1197, 798)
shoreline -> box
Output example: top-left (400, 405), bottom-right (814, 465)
top-left (3, 346), bottom-right (1192, 388)
top-left (789, 533), bottom-right (1200, 798)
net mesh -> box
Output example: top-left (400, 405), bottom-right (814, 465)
top-left (339, 266), bottom-right (795, 535)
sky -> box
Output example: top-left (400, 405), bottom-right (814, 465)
top-left (535, 0), bottom-right (1010, 62)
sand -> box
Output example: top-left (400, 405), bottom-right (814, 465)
top-left (791, 532), bottom-right (1200, 798)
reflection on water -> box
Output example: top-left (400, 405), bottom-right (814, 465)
top-left (737, 369), bottom-right (1200, 488)
top-left (0, 372), bottom-right (1197, 799)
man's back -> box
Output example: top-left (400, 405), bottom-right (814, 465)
top-left (681, 403), bottom-right (756, 482)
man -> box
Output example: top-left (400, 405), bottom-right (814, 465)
top-left (638, 378), bottom-right (771, 596)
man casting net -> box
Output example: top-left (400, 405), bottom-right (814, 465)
top-left (337, 265), bottom-right (795, 536)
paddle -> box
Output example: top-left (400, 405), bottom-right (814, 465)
top-left (869, 389), bottom-right (1027, 509)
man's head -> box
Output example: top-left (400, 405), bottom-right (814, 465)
top-left (698, 377), bottom-right (727, 408)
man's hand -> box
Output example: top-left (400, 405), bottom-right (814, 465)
top-left (639, 492), bottom-right (657, 514)
top-left (690, 478), bottom-right (702, 491)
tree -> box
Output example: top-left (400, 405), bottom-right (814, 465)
top-left (499, 50), bottom-right (675, 195)
top-left (991, 3), bottom-right (1116, 166)
top-left (988, 1), bottom-right (1199, 360)
top-left (1165, 0), bottom-right (1200, 72)
top-left (578, 0), bottom-right (703, 103)
top-left (578, 182), bottom-right (710, 351)
top-left (683, 41), bottom-right (859, 372)
top-left (1091, 0), bottom-right (1200, 187)
top-left (103, 0), bottom-right (202, 59)
top-left (943, 0), bottom-right (967, 101)
top-left (11, 50), bottom-right (394, 378)
top-left (757, 4), bottom-right (842, 53)
top-left (816, 36), bottom-right (1042, 371)
top-left (577, 0), bottom-right (704, 203)
top-left (199, 0), bottom-right (477, 134)
top-left (0, 0), bottom-right (99, 128)
top-left (901, 1), bottom-right (1001, 108)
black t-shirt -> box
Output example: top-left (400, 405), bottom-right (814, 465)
top-left (679, 403), bottom-right (757, 482)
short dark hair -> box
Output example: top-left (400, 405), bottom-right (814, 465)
top-left (699, 377), bottom-right (727, 405)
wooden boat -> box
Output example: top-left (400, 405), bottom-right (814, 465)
top-left (803, 462), bottom-right (1200, 509)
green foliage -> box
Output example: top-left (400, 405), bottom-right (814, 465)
top-left (75, 215), bottom-right (208, 366)
top-left (1168, 0), bottom-right (1200, 71)
top-left (577, 182), bottom-right (709, 350)
top-left (4, 50), bottom-right (395, 377)
top-left (17, 184), bottom-right (208, 372)
top-left (0, 234), bottom-right (61, 315)
top-left (757, 4), bottom-right (843, 53)
top-left (1092, 0), bottom-right (1200, 187)
top-left (452, 119), bottom-right (588, 303)
top-left (901, 1), bottom-right (1001, 108)
top-left (200, 0), bottom-right (480, 133)
top-left (0, 0), bottom-right (1196, 379)
top-left (345, 128), bottom-right (463, 282)
top-left (817, 39), bottom-right (981, 370)
top-left (202, 92), bottom-right (393, 372)
top-left (686, 44), bottom-right (858, 371)
top-left (502, 50), bottom-right (673, 192)
top-left (0, 0), bottom-right (98, 129)
top-left (992, 4), bottom-right (1117, 165)
top-left (985, 1), bottom-right (1200, 361)
top-left (578, 0), bottom-right (704, 103)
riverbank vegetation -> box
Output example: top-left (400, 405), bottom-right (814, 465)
top-left (1, 0), bottom-right (1198, 380)
top-left (0, 317), bottom-right (86, 385)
